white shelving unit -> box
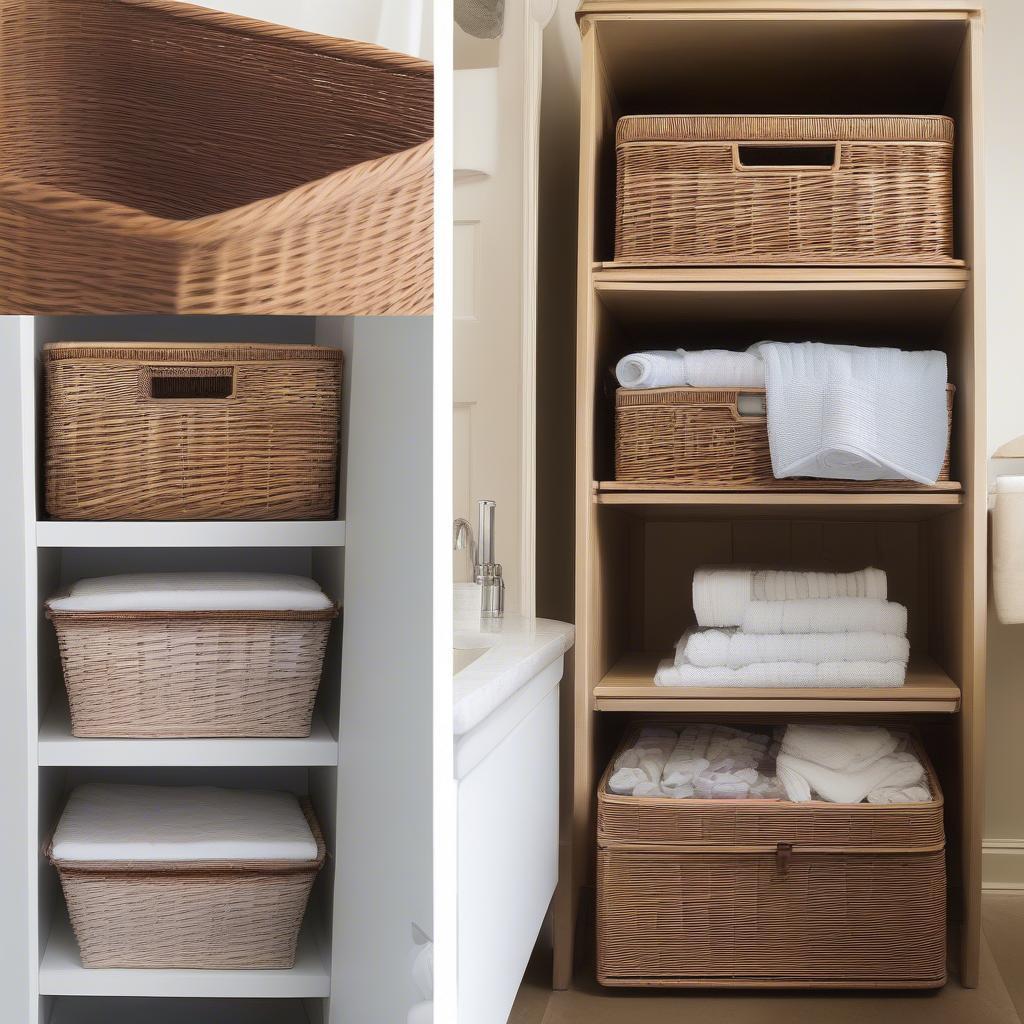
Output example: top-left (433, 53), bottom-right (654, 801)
top-left (2, 315), bottom-right (434, 1024)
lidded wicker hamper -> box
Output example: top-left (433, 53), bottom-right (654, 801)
top-left (47, 784), bottom-right (326, 969)
top-left (0, 0), bottom-right (433, 315)
top-left (614, 115), bottom-right (956, 266)
top-left (46, 573), bottom-right (339, 738)
top-left (614, 385), bottom-right (954, 489)
top-left (44, 343), bottom-right (343, 521)
top-left (597, 724), bottom-right (946, 988)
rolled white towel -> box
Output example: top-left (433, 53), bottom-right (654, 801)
top-left (654, 657), bottom-right (906, 688)
top-left (680, 628), bottom-right (909, 669)
top-left (682, 348), bottom-right (765, 388)
top-left (776, 749), bottom-right (925, 804)
top-left (692, 566), bottom-right (887, 628)
top-left (607, 767), bottom-right (649, 794)
top-left (741, 597), bottom-right (908, 636)
top-left (615, 351), bottom-right (688, 389)
top-left (780, 724), bottom-right (899, 773)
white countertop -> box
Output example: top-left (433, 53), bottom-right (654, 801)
top-left (453, 616), bottom-right (575, 737)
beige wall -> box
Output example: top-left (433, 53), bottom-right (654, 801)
top-left (536, 0), bottom-right (1023, 884)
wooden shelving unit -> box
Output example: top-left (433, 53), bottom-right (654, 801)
top-left (563, 0), bottom-right (985, 993)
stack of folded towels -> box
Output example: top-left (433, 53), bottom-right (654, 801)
top-left (654, 566), bottom-right (909, 688)
top-left (607, 723), bottom-right (929, 805)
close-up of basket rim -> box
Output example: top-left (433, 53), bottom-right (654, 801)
top-left (42, 341), bottom-right (346, 363)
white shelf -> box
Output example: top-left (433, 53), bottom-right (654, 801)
top-left (36, 519), bottom-right (347, 549)
top-left (40, 914), bottom-right (331, 999)
top-left (38, 695), bottom-right (339, 767)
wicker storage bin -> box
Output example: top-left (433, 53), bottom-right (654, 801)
top-left (46, 575), bottom-right (339, 738)
top-left (596, 725), bottom-right (946, 988)
top-left (44, 343), bottom-right (343, 521)
top-left (614, 384), bottom-right (954, 490)
top-left (614, 115), bottom-right (955, 266)
top-left (0, 0), bottom-right (432, 315)
top-left (47, 790), bottom-right (326, 969)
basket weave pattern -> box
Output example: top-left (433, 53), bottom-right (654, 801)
top-left (44, 344), bottom-right (343, 521)
top-left (596, 725), bottom-right (946, 988)
top-left (49, 611), bottom-right (337, 738)
top-left (614, 386), bottom-right (954, 489)
top-left (0, 0), bottom-right (433, 314)
top-left (614, 115), bottom-right (954, 266)
top-left (50, 802), bottom-right (326, 969)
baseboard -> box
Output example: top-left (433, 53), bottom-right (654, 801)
top-left (982, 839), bottom-right (1024, 890)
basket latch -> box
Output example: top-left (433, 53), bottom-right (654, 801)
top-left (775, 841), bottom-right (793, 877)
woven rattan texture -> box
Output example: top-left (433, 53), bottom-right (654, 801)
top-left (0, 0), bottom-right (433, 314)
top-left (49, 612), bottom-right (336, 738)
top-left (44, 344), bottom-right (343, 521)
top-left (614, 116), bottom-right (954, 265)
top-left (614, 385), bottom-right (954, 489)
top-left (596, 849), bottom-right (946, 986)
top-left (51, 801), bottom-right (325, 969)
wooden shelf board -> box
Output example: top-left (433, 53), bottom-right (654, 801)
top-left (38, 694), bottom-right (339, 768)
top-left (39, 914), bottom-right (330, 999)
top-left (592, 651), bottom-right (961, 713)
top-left (593, 266), bottom-right (970, 285)
top-left (596, 485), bottom-right (962, 500)
top-left (51, 997), bottom-right (312, 1024)
top-left (36, 519), bottom-right (346, 549)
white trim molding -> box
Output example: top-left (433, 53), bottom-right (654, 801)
top-left (982, 839), bottom-right (1024, 890)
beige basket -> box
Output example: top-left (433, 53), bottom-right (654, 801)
top-left (44, 343), bottom-right (343, 521)
top-left (0, 0), bottom-right (432, 315)
top-left (614, 115), bottom-right (955, 266)
top-left (48, 799), bottom-right (326, 969)
top-left (596, 724), bottom-right (946, 989)
top-left (614, 384), bottom-right (954, 490)
top-left (47, 608), bottom-right (339, 738)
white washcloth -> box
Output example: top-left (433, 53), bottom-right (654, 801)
top-left (614, 350), bottom-right (688, 389)
top-left (776, 750), bottom-right (925, 804)
top-left (692, 566), bottom-right (887, 628)
top-left (760, 342), bottom-right (948, 484)
top-left (680, 628), bottom-right (909, 669)
top-left (868, 784), bottom-right (931, 805)
top-left (741, 597), bottom-right (908, 636)
top-left (654, 657), bottom-right (906, 688)
top-left (615, 347), bottom-right (765, 390)
top-left (780, 723), bottom-right (899, 772)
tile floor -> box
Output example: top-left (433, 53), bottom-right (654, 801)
top-left (511, 893), bottom-right (1024, 1024)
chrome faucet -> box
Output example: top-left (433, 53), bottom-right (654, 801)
top-left (475, 499), bottom-right (504, 620)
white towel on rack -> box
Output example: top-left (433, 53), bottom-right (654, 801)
top-left (692, 566), bottom-right (887, 628)
top-left (741, 596), bottom-right (908, 636)
top-left (679, 628), bottom-right (909, 669)
top-left (653, 657), bottom-right (906, 688)
top-left (760, 342), bottom-right (948, 484)
top-left (615, 347), bottom-right (765, 390)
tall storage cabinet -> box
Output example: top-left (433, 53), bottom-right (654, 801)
top-left (563, 0), bottom-right (985, 989)
top-left (0, 315), bottom-right (433, 1023)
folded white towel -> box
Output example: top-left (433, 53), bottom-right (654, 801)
top-left (615, 347), bottom-right (765, 390)
top-left (868, 784), bottom-right (931, 805)
top-left (654, 657), bottom-right (906, 688)
top-left (741, 597), bottom-right (908, 636)
top-left (776, 750), bottom-right (925, 804)
top-left (680, 628), bottom-right (909, 669)
top-left (692, 566), bottom-right (887, 628)
top-left (760, 342), bottom-right (948, 484)
top-left (780, 723), bottom-right (899, 773)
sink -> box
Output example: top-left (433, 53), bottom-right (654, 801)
top-left (454, 646), bottom-right (487, 674)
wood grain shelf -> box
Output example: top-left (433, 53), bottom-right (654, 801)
top-left (592, 651), bottom-right (961, 713)
top-left (593, 266), bottom-right (971, 284)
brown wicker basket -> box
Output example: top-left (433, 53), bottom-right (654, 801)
top-left (48, 798), bottom-right (326, 969)
top-left (614, 115), bottom-right (955, 266)
top-left (614, 384), bottom-right (954, 490)
top-left (47, 608), bottom-right (339, 738)
top-left (0, 0), bottom-right (432, 315)
top-left (44, 343), bottom-right (343, 521)
top-left (596, 724), bottom-right (946, 988)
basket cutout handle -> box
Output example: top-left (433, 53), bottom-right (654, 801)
top-left (733, 143), bottom-right (840, 172)
top-left (142, 365), bottom-right (235, 401)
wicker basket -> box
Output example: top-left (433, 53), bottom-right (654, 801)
top-left (614, 115), bottom-right (955, 266)
top-left (47, 607), bottom-right (339, 738)
top-left (596, 725), bottom-right (946, 988)
top-left (0, 0), bottom-right (432, 315)
top-left (44, 343), bottom-right (343, 521)
top-left (614, 384), bottom-right (954, 490)
top-left (48, 798), bottom-right (326, 969)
